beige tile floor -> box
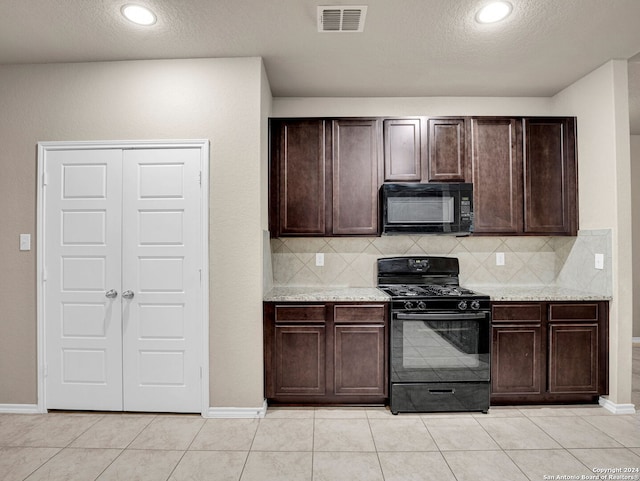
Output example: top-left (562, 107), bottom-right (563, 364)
top-left (1, 346), bottom-right (638, 481)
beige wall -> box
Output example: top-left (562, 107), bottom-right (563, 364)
top-left (272, 96), bottom-right (553, 118)
top-left (553, 60), bottom-right (633, 406)
top-left (632, 135), bottom-right (640, 338)
top-left (0, 58), bottom-right (271, 409)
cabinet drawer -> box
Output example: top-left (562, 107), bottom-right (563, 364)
top-left (492, 304), bottom-right (542, 323)
top-left (548, 303), bottom-right (599, 322)
top-left (275, 305), bottom-right (326, 323)
top-left (334, 305), bottom-right (386, 323)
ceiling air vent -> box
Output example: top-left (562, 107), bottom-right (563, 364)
top-left (317, 6), bottom-right (367, 32)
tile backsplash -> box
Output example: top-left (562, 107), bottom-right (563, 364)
top-left (270, 229), bottom-right (612, 295)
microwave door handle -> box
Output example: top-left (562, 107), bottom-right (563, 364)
top-left (396, 312), bottom-right (487, 321)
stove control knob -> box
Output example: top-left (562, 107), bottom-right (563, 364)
top-left (471, 300), bottom-right (481, 310)
top-left (457, 300), bottom-right (468, 311)
top-left (404, 301), bottom-right (415, 310)
top-left (417, 301), bottom-right (427, 310)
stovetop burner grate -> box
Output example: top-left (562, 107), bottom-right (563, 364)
top-left (380, 284), bottom-right (481, 299)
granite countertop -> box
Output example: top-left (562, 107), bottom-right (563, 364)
top-left (264, 286), bottom-right (390, 302)
top-left (264, 285), bottom-right (611, 302)
top-left (467, 285), bottom-right (612, 302)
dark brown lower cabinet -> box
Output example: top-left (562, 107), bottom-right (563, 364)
top-left (274, 325), bottom-right (326, 396)
top-left (491, 301), bottom-right (608, 404)
top-left (264, 302), bottom-right (388, 405)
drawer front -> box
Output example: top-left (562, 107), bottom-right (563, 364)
top-left (492, 304), bottom-right (542, 323)
top-left (275, 305), bottom-right (326, 323)
top-left (548, 303), bottom-right (599, 322)
top-left (334, 305), bottom-right (386, 323)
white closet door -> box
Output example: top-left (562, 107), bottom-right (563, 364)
top-left (121, 148), bottom-right (202, 412)
top-left (45, 149), bottom-right (124, 410)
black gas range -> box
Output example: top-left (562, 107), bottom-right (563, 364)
top-left (377, 256), bottom-right (491, 414)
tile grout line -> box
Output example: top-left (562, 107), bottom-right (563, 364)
top-left (473, 414), bottom-right (531, 481)
top-left (162, 415), bottom-right (208, 481)
top-left (364, 409), bottom-right (386, 481)
top-left (92, 413), bottom-right (158, 481)
top-left (418, 415), bottom-right (461, 481)
top-left (310, 408), bottom-right (316, 481)
top-left (6, 412), bottom-right (103, 480)
top-left (236, 415), bottom-right (262, 480)
top-left (526, 413), bottom-right (626, 473)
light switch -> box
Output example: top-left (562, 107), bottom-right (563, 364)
top-left (316, 253), bottom-right (324, 267)
top-left (595, 253), bottom-right (604, 270)
top-left (20, 234), bottom-right (31, 251)
top-left (496, 252), bottom-right (505, 266)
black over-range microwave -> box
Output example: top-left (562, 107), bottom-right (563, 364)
top-left (381, 183), bottom-right (474, 235)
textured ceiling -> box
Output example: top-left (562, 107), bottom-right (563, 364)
top-left (1, 0), bottom-right (639, 132)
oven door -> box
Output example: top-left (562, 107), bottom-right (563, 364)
top-left (391, 310), bottom-right (491, 383)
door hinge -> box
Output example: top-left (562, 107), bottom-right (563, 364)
top-left (43, 172), bottom-right (48, 186)
top-left (198, 171), bottom-right (202, 186)
top-left (42, 267), bottom-right (47, 282)
top-left (43, 364), bottom-right (48, 378)
top-left (200, 367), bottom-right (202, 379)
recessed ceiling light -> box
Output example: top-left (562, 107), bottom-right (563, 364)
top-left (121, 4), bottom-right (157, 26)
top-left (476, 1), bottom-right (512, 24)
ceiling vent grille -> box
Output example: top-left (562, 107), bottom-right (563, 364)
top-left (317, 6), bottom-right (367, 32)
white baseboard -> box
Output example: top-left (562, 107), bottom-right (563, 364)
top-left (203, 400), bottom-right (267, 419)
top-left (599, 397), bottom-right (636, 414)
top-left (0, 404), bottom-right (41, 414)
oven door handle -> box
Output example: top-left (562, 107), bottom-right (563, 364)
top-left (396, 312), bottom-right (488, 321)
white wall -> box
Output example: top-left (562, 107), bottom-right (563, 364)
top-left (632, 135), bottom-right (640, 338)
top-left (552, 60), bottom-right (633, 406)
top-left (0, 58), bottom-right (270, 409)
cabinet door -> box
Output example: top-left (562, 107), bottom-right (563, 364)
top-left (548, 303), bottom-right (600, 393)
top-left (275, 119), bottom-right (327, 235)
top-left (548, 324), bottom-right (598, 393)
top-left (268, 305), bottom-right (327, 397)
top-left (333, 304), bottom-right (387, 396)
top-left (428, 117), bottom-right (467, 182)
top-left (471, 118), bottom-right (523, 234)
top-left (334, 325), bottom-right (386, 396)
top-left (492, 326), bottom-right (542, 395)
top-left (491, 304), bottom-right (543, 396)
top-left (332, 119), bottom-right (381, 235)
top-left (274, 325), bottom-right (326, 396)
top-left (523, 118), bottom-right (577, 235)
top-left (383, 118), bottom-right (422, 182)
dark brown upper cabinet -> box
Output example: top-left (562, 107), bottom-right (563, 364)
top-left (427, 117), bottom-right (469, 182)
top-left (471, 117), bottom-right (578, 236)
top-left (270, 115), bottom-right (578, 238)
top-left (523, 117), bottom-right (577, 235)
top-left (382, 117), bottom-right (469, 183)
top-left (270, 119), bottom-right (327, 236)
top-left (383, 118), bottom-right (423, 182)
top-left (269, 118), bottom-right (381, 237)
top-left (471, 118), bottom-right (523, 234)
top-left (332, 119), bottom-right (381, 235)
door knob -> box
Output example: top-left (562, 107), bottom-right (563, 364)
top-left (122, 290), bottom-right (135, 299)
top-left (105, 289), bottom-right (118, 299)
